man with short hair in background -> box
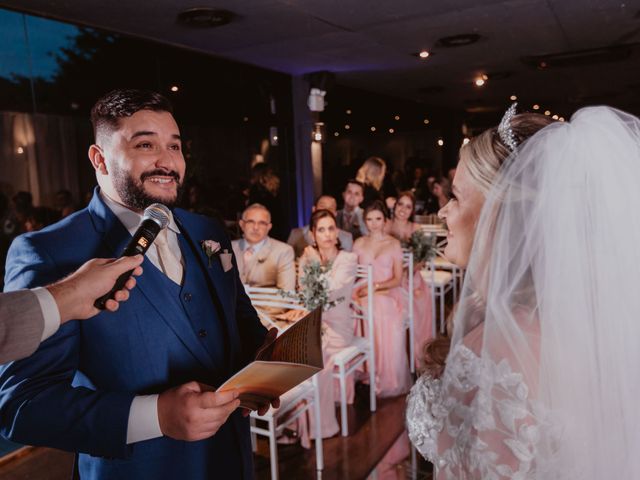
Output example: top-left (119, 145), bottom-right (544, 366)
top-left (287, 195), bottom-right (353, 257)
top-left (336, 179), bottom-right (368, 239)
top-left (232, 203), bottom-right (295, 291)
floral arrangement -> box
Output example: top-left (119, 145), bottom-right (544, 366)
top-left (201, 240), bottom-right (221, 267)
top-left (279, 260), bottom-right (343, 312)
top-left (404, 230), bottom-right (437, 264)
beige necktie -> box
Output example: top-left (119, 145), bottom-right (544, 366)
top-left (243, 246), bottom-right (255, 275)
top-left (155, 229), bottom-right (183, 285)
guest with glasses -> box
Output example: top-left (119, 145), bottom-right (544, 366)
top-left (232, 203), bottom-right (295, 292)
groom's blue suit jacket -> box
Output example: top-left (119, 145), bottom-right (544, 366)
top-left (0, 190), bottom-right (266, 479)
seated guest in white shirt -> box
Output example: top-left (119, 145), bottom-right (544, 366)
top-left (336, 179), bottom-right (368, 239)
top-left (287, 195), bottom-right (353, 257)
top-left (232, 203), bottom-right (295, 291)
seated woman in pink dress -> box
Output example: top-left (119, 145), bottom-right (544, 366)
top-left (353, 200), bottom-right (412, 398)
top-left (294, 209), bottom-right (358, 442)
top-left (385, 191), bottom-right (434, 369)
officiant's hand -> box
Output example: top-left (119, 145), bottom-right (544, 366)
top-left (158, 381), bottom-right (240, 441)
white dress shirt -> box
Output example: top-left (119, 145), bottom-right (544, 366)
top-left (101, 192), bottom-right (183, 444)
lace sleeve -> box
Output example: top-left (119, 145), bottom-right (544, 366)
top-left (406, 344), bottom-right (551, 479)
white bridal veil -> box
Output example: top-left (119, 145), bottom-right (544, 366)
top-left (409, 106), bottom-right (640, 479)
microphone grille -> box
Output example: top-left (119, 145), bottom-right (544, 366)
top-left (143, 203), bottom-right (171, 229)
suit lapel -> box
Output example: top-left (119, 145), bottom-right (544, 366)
top-left (88, 193), bottom-right (216, 371)
top-left (174, 212), bottom-right (239, 349)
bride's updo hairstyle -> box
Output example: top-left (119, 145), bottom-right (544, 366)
top-left (423, 112), bottom-right (554, 376)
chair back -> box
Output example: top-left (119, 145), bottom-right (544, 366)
top-left (351, 264), bottom-right (375, 367)
top-left (244, 285), bottom-right (305, 333)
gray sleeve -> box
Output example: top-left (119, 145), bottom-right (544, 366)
top-left (0, 290), bottom-right (45, 363)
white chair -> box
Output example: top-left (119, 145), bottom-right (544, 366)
top-left (244, 286), bottom-right (324, 479)
top-left (421, 261), bottom-right (454, 335)
top-left (331, 264), bottom-right (376, 436)
top-left (401, 250), bottom-right (416, 374)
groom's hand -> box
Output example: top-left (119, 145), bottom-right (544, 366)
top-left (157, 381), bottom-right (240, 441)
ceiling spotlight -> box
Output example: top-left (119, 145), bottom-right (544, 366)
top-left (346, 109), bottom-right (352, 115)
top-left (243, 116), bottom-right (249, 122)
top-left (170, 85), bottom-right (179, 92)
top-left (344, 124), bottom-right (351, 130)
top-left (334, 132), bottom-right (340, 137)
top-left (394, 115), bottom-right (400, 121)
top-left (419, 50), bottom-right (430, 59)
top-left (389, 128), bottom-right (395, 133)
top-left (552, 114), bottom-right (559, 120)
top-left (559, 117), bottom-right (565, 122)
top-left (462, 138), bottom-right (470, 145)
top-left (370, 126), bottom-right (377, 132)
top-left (437, 139), bottom-right (444, 146)
top-left (544, 110), bottom-right (551, 116)
top-left (533, 104), bottom-right (540, 110)
top-left (475, 76), bottom-right (486, 87)
top-left (510, 95), bottom-right (517, 101)
top-left (423, 118), bottom-right (430, 125)
top-left (16, 146), bottom-right (24, 154)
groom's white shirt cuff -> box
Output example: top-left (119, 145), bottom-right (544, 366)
top-left (32, 287), bottom-right (61, 341)
top-left (127, 395), bottom-right (162, 443)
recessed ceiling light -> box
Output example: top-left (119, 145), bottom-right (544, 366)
top-left (370, 126), bottom-right (376, 132)
top-left (334, 132), bottom-right (340, 137)
top-left (552, 114), bottom-right (559, 120)
top-left (436, 33), bottom-right (482, 48)
top-left (559, 117), bottom-right (565, 122)
top-left (437, 139), bottom-right (444, 146)
top-left (423, 118), bottom-right (430, 125)
top-left (419, 50), bottom-right (430, 59)
top-left (475, 77), bottom-right (486, 87)
top-left (544, 110), bottom-right (551, 115)
top-left (394, 115), bottom-right (400, 121)
top-left (533, 104), bottom-right (540, 110)
top-left (243, 116), bottom-right (249, 122)
top-left (510, 95), bottom-right (517, 101)
top-left (177, 7), bottom-right (236, 28)
top-left (346, 109), bottom-right (352, 115)
top-left (170, 85), bottom-right (179, 92)
top-left (389, 128), bottom-right (395, 133)
top-left (344, 124), bottom-right (351, 130)
top-left (462, 138), bottom-right (470, 145)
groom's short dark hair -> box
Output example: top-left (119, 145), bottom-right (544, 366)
top-left (90, 89), bottom-right (173, 141)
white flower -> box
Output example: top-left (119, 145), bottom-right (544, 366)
top-left (201, 240), bottom-right (222, 266)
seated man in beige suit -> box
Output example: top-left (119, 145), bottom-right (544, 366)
top-left (287, 195), bottom-right (353, 257)
top-left (232, 204), bottom-right (295, 291)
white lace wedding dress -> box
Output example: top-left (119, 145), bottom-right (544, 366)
top-left (406, 341), bottom-right (556, 479)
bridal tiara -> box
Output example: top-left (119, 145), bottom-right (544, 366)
top-left (498, 102), bottom-right (518, 151)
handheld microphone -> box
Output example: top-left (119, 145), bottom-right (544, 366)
top-left (94, 203), bottom-right (170, 310)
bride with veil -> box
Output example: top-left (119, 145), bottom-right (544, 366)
top-left (406, 104), bottom-right (640, 479)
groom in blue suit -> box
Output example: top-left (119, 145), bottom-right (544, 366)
top-left (0, 89), bottom-right (273, 479)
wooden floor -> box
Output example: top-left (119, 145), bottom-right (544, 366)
top-left (0, 394), bottom-right (433, 479)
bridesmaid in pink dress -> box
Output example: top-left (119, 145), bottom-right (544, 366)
top-left (294, 209), bottom-right (358, 442)
top-left (353, 200), bottom-right (412, 397)
top-left (385, 191), bottom-right (434, 370)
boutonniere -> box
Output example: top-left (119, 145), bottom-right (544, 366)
top-left (201, 240), bottom-right (221, 267)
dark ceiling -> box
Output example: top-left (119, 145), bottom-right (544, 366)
top-left (2, 0), bottom-right (640, 119)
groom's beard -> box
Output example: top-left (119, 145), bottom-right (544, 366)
top-left (111, 166), bottom-right (184, 210)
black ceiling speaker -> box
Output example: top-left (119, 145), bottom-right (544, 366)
top-left (435, 33), bottom-right (482, 48)
top-left (177, 8), bottom-right (236, 28)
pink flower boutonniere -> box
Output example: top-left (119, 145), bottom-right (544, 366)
top-left (201, 240), bottom-right (221, 267)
